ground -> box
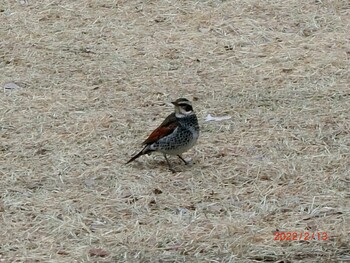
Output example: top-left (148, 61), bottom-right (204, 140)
top-left (1, 0), bottom-right (350, 262)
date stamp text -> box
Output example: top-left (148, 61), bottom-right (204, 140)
top-left (274, 231), bottom-right (328, 241)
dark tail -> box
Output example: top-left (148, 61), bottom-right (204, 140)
top-left (126, 145), bottom-right (152, 164)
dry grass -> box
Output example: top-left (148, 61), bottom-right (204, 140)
top-left (1, 0), bottom-right (350, 262)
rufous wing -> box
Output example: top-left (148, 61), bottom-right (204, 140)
top-left (142, 113), bottom-right (178, 145)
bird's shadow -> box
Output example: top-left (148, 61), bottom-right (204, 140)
top-left (127, 157), bottom-right (193, 173)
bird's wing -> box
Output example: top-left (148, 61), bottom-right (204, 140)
top-left (142, 112), bottom-right (178, 145)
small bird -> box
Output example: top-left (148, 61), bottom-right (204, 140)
top-left (126, 98), bottom-right (200, 172)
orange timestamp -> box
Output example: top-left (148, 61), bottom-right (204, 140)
top-left (274, 231), bottom-right (328, 241)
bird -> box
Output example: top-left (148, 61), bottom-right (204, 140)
top-left (126, 98), bottom-right (200, 172)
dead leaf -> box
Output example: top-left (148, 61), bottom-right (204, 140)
top-left (153, 188), bottom-right (162, 195)
top-left (88, 248), bottom-right (110, 257)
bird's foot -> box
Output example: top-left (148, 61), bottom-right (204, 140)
top-left (169, 167), bottom-right (178, 173)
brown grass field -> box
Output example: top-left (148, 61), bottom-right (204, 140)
top-left (1, 0), bottom-right (350, 262)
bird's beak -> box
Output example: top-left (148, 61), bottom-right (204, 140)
top-left (171, 101), bottom-right (177, 106)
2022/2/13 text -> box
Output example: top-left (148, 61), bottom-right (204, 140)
top-left (274, 231), bottom-right (328, 241)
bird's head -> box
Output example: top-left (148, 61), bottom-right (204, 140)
top-left (172, 98), bottom-right (194, 118)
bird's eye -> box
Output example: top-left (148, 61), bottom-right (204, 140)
top-left (183, 105), bottom-right (193, 112)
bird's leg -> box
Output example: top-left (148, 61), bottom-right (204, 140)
top-left (177, 155), bottom-right (189, 165)
top-left (163, 154), bottom-right (176, 173)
